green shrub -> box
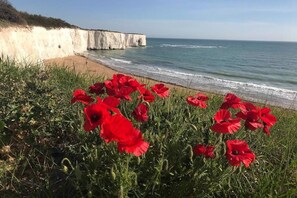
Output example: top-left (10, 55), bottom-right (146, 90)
top-left (0, 0), bottom-right (75, 28)
top-left (20, 12), bottom-right (76, 29)
top-left (0, 0), bottom-right (26, 24)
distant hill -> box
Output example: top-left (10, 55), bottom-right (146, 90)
top-left (0, 0), bottom-right (76, 28)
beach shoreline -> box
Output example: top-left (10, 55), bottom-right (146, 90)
top-left (44, 55), bottom-right (199, 93)
top-left (44, 55), bottom-right (297, 111)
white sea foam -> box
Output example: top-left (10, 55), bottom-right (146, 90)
top-left (160, 44), bottom-right (223, 49)
top-left (110, 58), bottom-right (132, 64)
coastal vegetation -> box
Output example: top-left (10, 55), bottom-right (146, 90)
top-left (0, 0), bottom-right (75, 28)
top-left (0, 59), bottom-right (296, 197)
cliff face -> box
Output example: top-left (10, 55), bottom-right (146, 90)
top-left (88, 30), bottom-right (125, 50)
top-left (87, 30), bottom-right (146, 50)
top-left (0, 26), bottom-right (146, 62)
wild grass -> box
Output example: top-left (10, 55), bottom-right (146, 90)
top-left (0, 59), bottom-right (296, 197)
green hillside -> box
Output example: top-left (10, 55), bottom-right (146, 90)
top-left (0, 0), bottom-right (75, 28)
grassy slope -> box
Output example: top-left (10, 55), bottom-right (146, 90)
top-left (0, 0), bottom-right (75, 28)
top-left (0, 60), bottom-right (296, 197)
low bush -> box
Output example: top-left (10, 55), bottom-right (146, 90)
top-left (0, 0), bottom-right (26, 25)
top-left (20, 12), bottom-right (76, 29)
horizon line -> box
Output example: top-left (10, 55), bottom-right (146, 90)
top-left (147, 36), bottom-right (297, 43)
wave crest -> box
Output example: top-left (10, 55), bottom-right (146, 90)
top-left (160, 44), bottom-right (223, 49)
top-left (110, 58), bottom-right (132, 64)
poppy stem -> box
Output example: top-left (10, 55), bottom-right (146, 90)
top-left (203, 122), bottom-right (210, 145)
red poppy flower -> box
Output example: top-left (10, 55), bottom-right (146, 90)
top-left (238, 105), bottom-right (276, 135)
top-left (137, 86), bottom-right (155, 102)
top-left (95, 96), bottom-right (121, 115)
top-left (244, 110), bottom-right (263, 131)
top-left (104, 79), bottom-right (117, 96)
top-left (258, 107), bottom-right (277, 127)
top-left (112, 74), bottom-right (141, 90)
top-left (258, 107), bottom-right (276, 136)
top-left (104, 75), bottom-right (136, 101)
top-left (263, 125), bottom-right (272, 136)
top-left (117, 86), bottom-right (134, 101)
top-left (71, 89), bottom-right (94, 105)
top-left (186, 93), bottom-right (209, 108)
top-left (118, 74), bottom-right (141, 91)
top-left (83, 102), bottom-right (111, 131)
top-left (100, 114), bottom-right (132, 143)
top-left (211, 109), bottom-right (241, 134)
top-left (193, 144), bottom-right (215, 158)
top-left (220, 93), bottom-right (242, 109)
top-left (132, 103), bottom-right (149, 122)
top-left (89, 82), bottom-right (105, 95)
top-left (100, 114), bottom-right (149, 156)
top-left (226, 140), bottom-right (255, 168)
top-left (103, 96), bottom-right (120, 108)
top-left (236, 102), bottom-right (257, 120)
top-left (117, 130), bottom-right (150, 157)
top-left (151, 83), bottom-right (170, 98)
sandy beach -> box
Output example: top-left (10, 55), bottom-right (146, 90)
top-left (44, 55), bottom-right (194, 93)
top-left (44, 55), bottom-right (120, 79)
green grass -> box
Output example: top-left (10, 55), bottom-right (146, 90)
top-left (0, 59), bottom-right (297, 197)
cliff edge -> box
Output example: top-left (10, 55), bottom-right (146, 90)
top-left (0, 26), bottom-right (146, 62)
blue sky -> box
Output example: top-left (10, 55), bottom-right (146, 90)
top-left (9, 0), bottom-right (297, 41)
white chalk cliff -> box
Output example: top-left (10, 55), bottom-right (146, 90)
top-left (0, 26), bottom-right (146, 62)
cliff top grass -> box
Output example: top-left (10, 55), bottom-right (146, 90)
top-left (0, 58), bottom-right (297, 197)
top-left (0, 19), bottom-right (12, 28)
top-left (0, 0), bottom-right (75, 29)
top-left (80, 27), bottom-right (146, 35)
top-left (0, 0), bottom-right (144, 34)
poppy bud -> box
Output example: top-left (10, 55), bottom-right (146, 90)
top-left (111, 166), bottom-right (116, 180)
top-left (134, 173), bottom-right (138, 186)
top-left (163, 159), bottom-right (169, 171)
top-left (137, 157), bottom-right (141, 165)
top-left (187, 145), bottom-right (194, 162)
top-left (62, 165), bottom-right (68, 174)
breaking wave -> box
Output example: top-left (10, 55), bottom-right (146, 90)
top-left (160, 44), bottom-right (223, 49)
top-left (111, 58), bottom-right (132, 64)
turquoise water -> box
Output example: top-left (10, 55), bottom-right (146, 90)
top-left (85, 38), bottom-right (297, 109)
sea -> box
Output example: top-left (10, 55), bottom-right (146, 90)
top-left (84, 38), bottom-right (297, 110)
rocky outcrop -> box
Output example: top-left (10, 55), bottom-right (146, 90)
top-left (0, 26), bottom-right (146, 62)
top-left (87, 30), bottom-right (146, 50)
top-left (88, 30), bottom-right (126, 50)
top-left (70, 28), bottom-right (88, 53)
top-left (125, 34), bottom-right (146, 47)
